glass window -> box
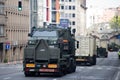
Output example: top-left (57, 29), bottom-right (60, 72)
top-left (73, 6), bottom-right (75, 10)
top-left (61, 0), bottom-right (64, 2)
top-left (72, 21), bottom-right (75, 25)
top-left (69, 0), bottom-right (72, 2)
top-left (65, 0), bottom-right (68, 2)
top-left (0, 26), bottom-right (4, 36)
top-left (72, 0), bottom-right (75, 2)
top-left (69, 21), bottom-right (71, 25)
top-left (69, 13), bottom-right (71, 18)
top-left (60, 12), bottom-right (64, 17)
top-left (0, 3), bottom-right (4, 14)
top-left (72, 13), bottom-right (75, 17)
top-left (65, 13), bottom-right (68, 18)
top-left (61, 6), bottom-right (64, 9)
top-left (65, 6), bottom-right (68, 10)
top-left (69, 6), bottom-right (71, 10)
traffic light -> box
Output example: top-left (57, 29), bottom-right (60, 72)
top-left (18, 0), bottom-right (22, 11)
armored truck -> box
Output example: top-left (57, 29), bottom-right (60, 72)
top-left (96, 40), bottom-right (108, 58)
top-left (75, 36), bottom-right (97, 65)
top-left (23, 27), bottom-right (78, 76)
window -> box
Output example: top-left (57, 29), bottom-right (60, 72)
top-left (0, 26), bottom-right (4, 36)
top-left (73, 6), bottom-right (75, 10)
top-left (72, 21), bottom-right (75, 25)
top-left (52, 11), bottom-right (56, 22)
top-left (69, 22), bottom-right (71, 25)
top-left (61, 0), bottom-right (64, 2)
top-left (69, 6), bottom-right (71, 10)
top-left (0, 3), bottom-right (4, 14)
top-left (61, 6), bottom-right (64, 9)
top-left (60, 12), bottom-right (64, 17)
top-left (65, 13), bottom-right (68, 18)
top-left (69, 13), bottom-right (71, 18)
top-left (72, 13), bottom-right (75, 17)
top-left (52, 0), bottom-right (56, 10)
top-left (65, 0), bottom-right (68, 2)
top-left (72, 0), bottom-right (75, 2)
top-left (65, 6), bottom-right (68, 10)
top-left (69, 0), bottom-right (72, 2)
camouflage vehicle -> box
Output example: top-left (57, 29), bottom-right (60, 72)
top-left (96, 40), bottom-right (108, 58)
top-left (23, 27), bottom-right (78, 76)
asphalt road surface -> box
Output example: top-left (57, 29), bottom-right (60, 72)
top-left (0, 52), bottom-right (120, 80)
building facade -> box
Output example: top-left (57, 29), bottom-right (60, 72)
top-left (0, 0), bottom-right (29, 62)
top-left (35, 0), bottom-right (87, 36)
top-left (59, 0), bottom-right (87, 36)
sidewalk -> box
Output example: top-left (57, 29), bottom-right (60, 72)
top-left (0, 60), bottom-right (23, 66)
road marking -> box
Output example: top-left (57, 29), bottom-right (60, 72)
top-left (0, 66), bottom-right (22, 69)
top-left (81, 76), bottom-right (105, 80)
top-left (115, 71), bottom-right (120, 80)
top-left (3, 77), bottom-right (11, 80)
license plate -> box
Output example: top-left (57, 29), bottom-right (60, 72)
top-left (39, 69), bottom-right (55, 72)
top-left (26, 64), bottom-right (35, 67)
top-left (29, 69), bottom-right (35, 71)
top-left (76, 59), bottom-right (86, 61)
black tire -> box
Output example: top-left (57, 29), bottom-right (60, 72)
top-left (105, 52), bottom-right (108, 58)
top-left (68, 59), bottom-right (76, 73)
top-left (56, 69), bottom-right (64, 77)
top-left (90, 55), bottom-right (96, 65)
top-left (92, 55), bottom-right (96, 65)
top-left (119, 55), bottom-right (120, 59)
top-left (24, 72), bottom-right (30, 77)
top-left (72, 60), bottom-right (76, 72)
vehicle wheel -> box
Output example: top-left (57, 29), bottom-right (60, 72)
top-left (24, 72), bottom-right (30, 77)
top-left (119, 55), bottom-right (120, 59)
top-left (105, 55), bottom-right (108, 58)
top-left (72, 60), bottom-right (76, 72)
top-left (67, 59), bottom-right (76, 73)
top-left (93, 55), bottom-right (96, 65)
top-left (56, 69), bottom-right (64, 77)
top-left (105, 52), bottom-right (108, 58)
top-left (90, 56), bottom-right (96, 65)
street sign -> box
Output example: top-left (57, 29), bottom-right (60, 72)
top-left (60, 19), bottom-right (69, 28)
top-left (5, 43), bottom-right (10, 50)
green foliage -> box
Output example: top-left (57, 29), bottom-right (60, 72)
top-left (4, 58), bottom-right (8, 63)
top-left (110, 16), bottom-right (120, 29)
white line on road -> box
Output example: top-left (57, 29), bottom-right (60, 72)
top-left (3, 77), bottom-right (11, 80)
top-left (115, 71), bottom-right (120, 80)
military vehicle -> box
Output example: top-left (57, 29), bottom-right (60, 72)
top-left (23, 27), bottom-right (78, 76)
top-left (96, 40), bottom-right (108, 58)
top-left (75, 36), bottom-right (97, 65)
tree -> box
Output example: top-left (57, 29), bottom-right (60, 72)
top-left (110, 16), bottom-right (120, 29)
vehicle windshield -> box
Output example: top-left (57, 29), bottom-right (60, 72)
top-left (32, 31), bottom-right (58, 40)
top-left (28, 30), bottom-right (58, 45)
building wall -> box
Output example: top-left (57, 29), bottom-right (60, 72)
top-left (60, 0), bottom-right (87, 36)
top-left (0, 0), bottom-right (29, 62)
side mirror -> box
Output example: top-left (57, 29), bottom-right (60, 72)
top-left (77, 41), bottom-right (79, 48)
top-left (28, 33), bottom-right (32, 37)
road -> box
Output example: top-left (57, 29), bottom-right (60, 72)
top-left (0, 52), bottom-right (120, 80)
